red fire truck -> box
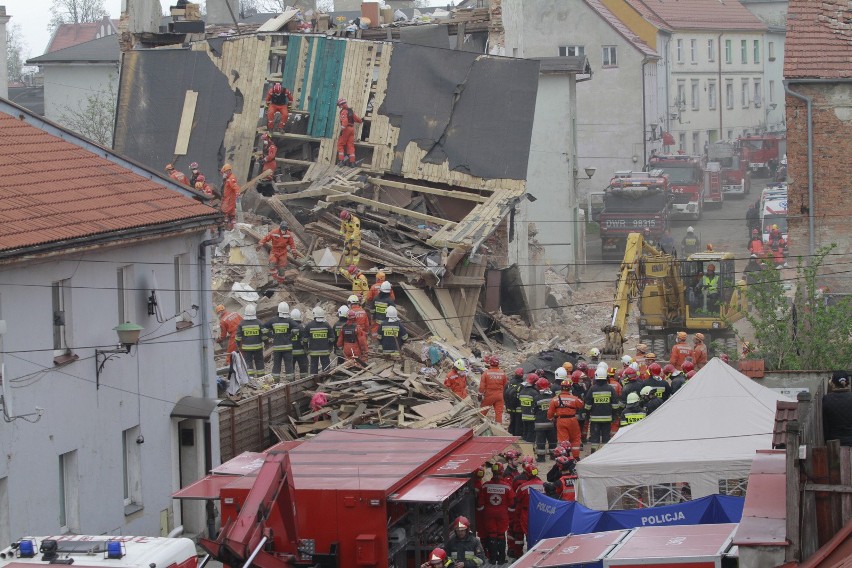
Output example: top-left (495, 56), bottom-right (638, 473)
top-left (598, 171), bottom-right (672, 256)
top-left (648, 154), bottom-right (704, 220)
top-left (172, 428), bottom-right (513, 568)
top-left (739, 134), bottom-right (786, 177)
top-left (708, 141), bottom-right (751, 198)
top-left (703, 162), bottom-right (724, 207)
top-left (0, 536), bottom-right (198, 568)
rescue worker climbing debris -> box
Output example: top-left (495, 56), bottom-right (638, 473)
top-left (264, 301), bottom-right (294, 382)
top-left (445, 359), bottom-right (470, 399)
top-left (265, 83), bottom-right (293, 132)
top-left (256, 222), bottom-right (300, 283)
top-left (377, 306), bottom-right (408, 356)
top-left (235, 303), bottom-right (266, 378)
top-left (337, 309), bottom-right (369, 362)
top-left (479, 355), bottom-right (507, 422)
top-left (339, 264), bottom-right (369, 299)
top-left (258, 133), bottom-right (278, 176)
top-left (215, 304), bottom-right (241, 365)
top-left (336, 97), bottom-right (362, 167)
top-left (220, 164), bottom-right (240, 230)
top-left (189, 162), bottom-right (202, 187)
top-left (304, 306), bottom-right (335, 375)
top-left (194, 174), bottom-right (214, 197)
top-left (338, 209), bottom-right (362, 266)
top-left (165, 163), bottom-right (190, 186)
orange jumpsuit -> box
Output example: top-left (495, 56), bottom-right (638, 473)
top-left (336, 105), bottom-right (363, 165)
top-left (444, 369), bottom-right (469, 399)
top-left (221, 173), bottom-right (240, 228)
top-left (337, 322), bottom-right (369, 361)
top-left (195, 182), bottom-right (214, 197)
top-left (365, 282), bottom-right (395, 304)
top-left (169, 170), bottom-right (190, 186)
top-left (692, 343), bottom-right (708, 370)
top-left (266, 87), bottom-right (293, 131)
top-left (218, 311), bottom-right (242, 364)
top-left (479, 366), bottom-right (508, 422)
top-left (669, 341), bottom-right (692, 370)
top-left (547, 392), bottom-right (584, 459)
top-left (261, 141), bottom-right (277, 175)
top-left (348, 304), bottom-right (370, 337)
top-left (608, 378), bottom-right (623, 435)
top-left (259, 228), bottom-right (297, 280)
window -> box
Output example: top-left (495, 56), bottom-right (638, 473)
top-left (607, 482), bottom-right (693, 510)
top-left (117, 266), bottom-right (134, 325)
top-left (727, 129), bottom-right (734, 140)
top-left (768, 41), bottom-right (776, 61)
top-left (742, 78), bottom-right (750, 107)
top-left (677, 80), bottom-right (686, 109)
top-left (52, 280), bottom-right (72, 355)
top-left (690, 39), bottom-right (697, 63)
top-left (692, 132), bottom-right (700, 155)
top-left (691, 80), bottom-right (700, 110)
top-left (678, 133), bottom-right (687, 152)
top-left (718, 477), bottom-right (748, 497)
top-left (59, 451), bottom-right (79, 533)
top-left (123, 427), bottom-right (143, 513)
top-left (754, 40), bottom-right (760, 64)
top-left (0, 477), bottom-right (8, 548)
top-left (707, 38), bottom-right (715, 62)
top-left (754, 78), bottom-right (762, 107)
top-left (174, 254), bottom-right (190, 316)
top-left (708, 129), bottom-right (718, 144)
top-left (741, 39), bottom-right (748, 64)
top-left (769, 80), bottom-right (775, 103)
top-left (602, 45), bottom-right (617, 67)
top-left (708, 80), bottom-right (717, 110)
top-left (725, 39), bottom-right (732, 63)
top-left (676, 39), bottom-right (684, 63)
top-left (558, 45), bottom-right (584, 57)
top-left (726, 80), bottom-right (734, 109)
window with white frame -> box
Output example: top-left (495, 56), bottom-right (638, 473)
top-left (52, 280), bottom-right (72, 355)
top-left (727, 129), bottom-right (734, 140)
top-left (117, 266), bottom-right (134, 325)
top-left (676, 39), bottom-right (683, 63)
top-left (677, 80), bottom-right (686, 109)
top-left (741, 39), bottom-right (748, 64)
top-left (690, 39), bottom-right (697, 63)
top-left (692, 132), bottom-right (700, 155)
top-left (725, 39), bottom-right (732, 64)
top-left (708, 80), bottom-right (717, 110)
top-left (754, 40), bottom-right (760, 64)
top-left (602, 45), bottom-right (617, 67)
top-left (691, 80), bottom-right (700, 110)
top-left (678, 133), bottom-right (687, 152)
top-left (768, 41), bottom-right (775, 61)
top-left (726, 80), bottom-right (734, 109)
top-left (174, 254), bottom-right (190, 316)
top-left (558, 45), bottom-right (584, 57)
top-left (742, 78), bottom-right (749, 108)
top-left (59, 450), bottom-right (79, 533)
top-left (754, 78), bottom-right (762, 107)
top-left (123, 427), bottom-right (143, 512)
top-left (769, 80), bottom-right (775, 103)
top-left (707, 38), bottom-right (715, 62)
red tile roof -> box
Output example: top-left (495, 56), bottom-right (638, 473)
top-left (623, 0), bottom-right (672, 32)
top-left (584, 0), bottom-right (659, 58)
top-left (631, 0), bottom-right (765, 31)
top-left (46, 19), bottom-right (118, 53)
top-left (785, 0), bottom-right (852, 79)
top-left (0, 108), bottom-right (219, 255)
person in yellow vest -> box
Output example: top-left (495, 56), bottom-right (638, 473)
top-left (339, 264), bottom-right (369, 300)
top-left (339, 209), bottom-right (361, 265)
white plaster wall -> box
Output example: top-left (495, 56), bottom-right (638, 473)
top-left (42, 64), bottom-right (118, 142)
top-left (763, 31), bottom-right (786, 132)
top-left (0, 232), bottom-right (218, 537)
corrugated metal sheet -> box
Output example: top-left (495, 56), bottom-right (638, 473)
top-left (732, 450), bottom-right (787, 547)
top-left (306, 38), bottom-right (346, 139)
top-left (514, 530), bottom-right (628, 568)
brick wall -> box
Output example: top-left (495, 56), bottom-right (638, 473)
top-left (785, 83), bottom-right (852, 289)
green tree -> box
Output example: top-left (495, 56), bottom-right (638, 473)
top-left (49, 0), bottom-right (109, 33)
top-left (737, 245), bottom-right (852, 370)
top-left (58, 76), bottom-right (117, 147)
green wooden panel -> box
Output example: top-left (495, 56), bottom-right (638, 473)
top-left (280, 35), bottom-right (301, 94)
top-left (300, 36), bottom-right (315, 109)
top-left (306, 38), bottom-right (346, 139)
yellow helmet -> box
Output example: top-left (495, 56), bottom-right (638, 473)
top-left (215, 304), bottom-right (225, 313)
top-left (376, 271), bottom-right (386, 283)
top-left (677, 331), bottom-right (687, 341)
top-left (221, 163), bottom-right (232, 173)
top-left (562, 362), bottom-right (573, 372)
top-left (165, 163), bottom-right (175, 171)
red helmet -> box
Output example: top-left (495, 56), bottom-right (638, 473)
top-left (526, 373), bottom-right (538, 384)
top-left (521, 455), bottom-right (535, 466)
top-left (347, 264), bottom-right (358, 275)
top-left (623, 367), bottom-right (638, 381)
top-left (682, 361), bottom-right (695, 373)
top-left (490, 355), bottom-right (500, 366)
top-left (561, 379), bottom-right (572, 390)
top-left (663, 364), bottom-right (676, 377)
top-left (340, 210), bottom-right (351, 221)
top-left (686, 370), bottom-right (697, 379)
top-left (503, 450), bottom-right (520, 461)
top-left (523, 463), bottom-right (539, 477)
top-left (272, 83), bottom-right (282, 95)
top-left (551, 446), bottom-right (566, 459)
top-left (514, 367), bottom-right (524, 377)
top-left (428, 548), bottom-right (448, 563)
top-left (452, 516), bottom-right (471, 531)
top-left (536, 378), bottom-right (550, 390)
top-left (571, 370), bottom-right (584, 383)
top-left (648, 362), bottom-right (662, 376)
top-left (555, 455), bottom-right (571, 467)
top-left (577, 362), bottom-right (588, 371)
top-left (535, 368), bottom-right (546, 377)
top-left (482, 354), bottom-right (493, 366)
top-left (196, 174), bottom-right (206, 183)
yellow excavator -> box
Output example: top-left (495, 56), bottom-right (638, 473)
top-left (601, 232), bottom-right (747, 356)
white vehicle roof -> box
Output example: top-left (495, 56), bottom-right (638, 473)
top-left (0, 536), bottom-right (197, 568)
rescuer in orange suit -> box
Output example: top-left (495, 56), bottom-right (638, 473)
top-left (259, 133), bottom-right (277, 176)
top-left (336, 97), bottom-right (362, 166)
top-left (265, 83), bottom-right (293, 132)
top-left (220, 164), bottom-right (240, 230)
top-left (194, 174), bottom-right (214, 197)
top-left (215, 304), bottom-right (242, 365)
top-left (337, 310), bottom-right (368, 362)
top-left (669, 331), bottom-right (693, 370)
top-left (444, 359), bottom-right (470, 399)
top-left (257, 222), bottom-right (299, 283)
top-left (548, 380), bottom-right (584, 459)
top-left (165, 163), bottom-right (190, 186)
top-left (692, 332), bottom-right (709, 370)
top-left (479, 355), bottom-right (508, 422)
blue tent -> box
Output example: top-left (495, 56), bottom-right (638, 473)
top-left (529, 491), bottom-right (744, 545)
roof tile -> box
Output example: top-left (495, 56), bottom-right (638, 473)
top-left (786, 0), bottom-right (852, 79)
top-left (584, 0), bottom-right (659, 57)
top-left (629, 0), bottom-right (765, 32)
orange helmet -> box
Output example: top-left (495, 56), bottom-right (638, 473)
top-left (221, 164), bottom-right (232, 173)
top-left (376, 271), bottom-right (386, 282)
top-left (562, 362), bottom-right (573, 372)
top-left (646, 352), bottom-right (657, 360)
top-left (215, 304), bottom-right (225, 314)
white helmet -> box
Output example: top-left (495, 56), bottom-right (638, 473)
top-left (454, 358), bottom-right (467, 372)
top-left (386, 306), bottom-right (399, 322)
top-left (588, 347), bottom-right (600, 358)
top-left (312, 306), bottom-right (326, 321)
top-left (621, 355), bottom-right (633, 366)
top-left (687, 226), bottom-right (695, 233)
top-left (337, 305), bottom-right (349, 318)
top-left (244, 304), bottom-right (257, 319)
top-left (595, 367), bottom-right (608, 380)
top-left (380, 281), bottom-right (392, 293)
top-left (630, 362), bottom-right (639, 372)
top-left (555, 367), bottom-right (568, 380)
top-left (347, 294), bottom-right (360, 304)
top-left (291, 308), bottom-right (302, 322)
top-left (597, 361), bottom-right (609, 372)
top-left (278, 301), bottom-right (290, 317)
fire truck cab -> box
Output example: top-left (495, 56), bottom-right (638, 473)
top-left (708, 141), bottom-right (751, 198)
top-left (740, 134), bottom-right (786, 176)
top-left (0, 536), bottom-right (198, 568)
top-left (598, 170), bottom-right (672, 256)
top-left (648, 154), bottom-right (704, 220)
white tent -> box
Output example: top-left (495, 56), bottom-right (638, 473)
top-left (576, 358), bottom-right (794, 510)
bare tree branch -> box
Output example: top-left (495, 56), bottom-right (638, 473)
top-left (6, 24), bottom-right (28, 84)
top-left (58, 76), bottom-right (117, 147)
top-left (49, 0), bottom-right (109, 33)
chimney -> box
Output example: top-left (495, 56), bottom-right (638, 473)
top-left (206, 0), bottom-right (240, 25)
top-left (119, 0), bottom-right (162, 53)
top-left (0, 7), bottom-right (10, 99)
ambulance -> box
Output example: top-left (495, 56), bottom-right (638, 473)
top-left (0, 535), bottom-right (199, 568)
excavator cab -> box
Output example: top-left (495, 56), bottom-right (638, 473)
top-left (681, 253), bottom-right (739, 320)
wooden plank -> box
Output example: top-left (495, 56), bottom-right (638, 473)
top-left (411, 400), bottom-right (454, 419)
top-left (399, 283), bottom-right (470, 360)
top-left (367, 177), bottom-right (489, 203)
top-left (434, 288), bottom-right (464, 338)
top-left (804, 484), bottom-right (852, 493)
top-left (173, 90), bottom-right (198, 156)
top-left (326, 193), bottom-right (454, 226)
top-left (842, 446), bottom-right (852, 525)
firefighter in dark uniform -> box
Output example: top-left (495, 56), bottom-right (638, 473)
top-left (533, 378), bottom-right (557, 463)
top-left (641, 385), bottom-right (663, 415)
top-left (620, 366), bottom-right (643, 404)
top-left (620, 392), bottom-right (647, 426)
top-left (584, 366), bottom-right (620, 452)
top-left (518, 373), bottom-right (539, 443)
top-left (442, 516), bottom-right (485, 568)
top-left (377, 306), bottom-right (408, 356)
top-left (370, 280), bottom-right (396, 340)
top-left (645, 363), bottom-right (672, 401)
top-left (289, 309), bottom-right (308, 377)
top-left (235, 303), bottom-right (266, 378)
top-left (504, 367), bottom-right (524, 436)
top-left (264, 301), bottom-right (293, 382)
top-left (304, 306), bottom-right (335, 374)
top-left (823, 370), bottom-right (852, 446)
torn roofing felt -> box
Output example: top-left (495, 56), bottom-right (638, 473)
top-left (380, 43), bottom-right (539, 181)
top-left (113, 49), bottom-right (236, 180)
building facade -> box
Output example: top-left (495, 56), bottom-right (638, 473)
top-left (741, 0), bottom-right (788, 133)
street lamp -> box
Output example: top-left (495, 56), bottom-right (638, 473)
top-left (95, 322), bottom-right (143, 389)
top-left (584, 166), bottom-right (597, 179)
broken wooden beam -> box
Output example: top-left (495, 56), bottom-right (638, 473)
top-left (367, 177), bottom-right (489, 203)
top-left (325, 193), bottom-right (455, 226)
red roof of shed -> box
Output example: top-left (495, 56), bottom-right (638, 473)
top-left (785, 0), bottom-right (852, 79)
